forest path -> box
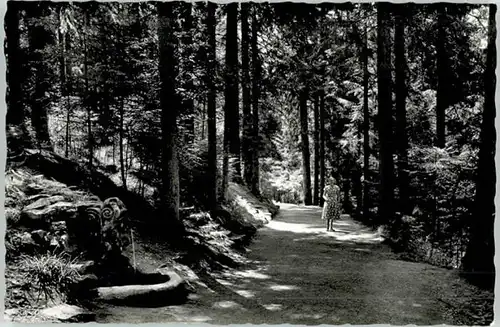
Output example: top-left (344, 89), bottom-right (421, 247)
top-left (95, 203), bottom-right (483, 324)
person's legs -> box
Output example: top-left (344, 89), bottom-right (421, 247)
top-left (326, 218), bottom-right (330, 231)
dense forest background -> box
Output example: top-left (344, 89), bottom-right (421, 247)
top-left (5, 2), bottom-right (496, 289)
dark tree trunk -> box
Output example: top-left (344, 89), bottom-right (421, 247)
top-left (354, 55), bottom-right (364, 218)
top-left (112, 136), bottom-right (116, 166)
top-left (352, 164), bottom-right (363, 218)
top-left (65, 101), bottom-right (71, 157)
top-left (58, 5), bottom-right (71, 158)
top-left (64, 32), bottom-right (72, 157)
top-left (98, 17), bottom-right (112, 140)
top-left (462, 4), bottom-right (496, 287)
top-left (119, 98), bottom-right (127, 190)
top-left (436, 4), bottom-right (448, 148)
top-left (221, 138), bottom-right (230, 202)
top-left (362, 22), bottom-right (371, 220)
top-left (343, 174), bottom-right (351, 213)
top-left (299, 87), bottom-right (312, 205)
top-left (377, 3), bottom-right (395, 224)
top-left (313, 94), bottom-right (320, 205)
top-left (241, 3), bottom-right (253, 188)
top-left (319, 90), bottom-right (326, 206)
top-left (206, 2), bottom-right (218, 211)
top-left (180, 2), bottom-right (195, 144)
top-left (6, 1), bottom-right (23, 127)
top-left (158, 2), bottom-right (180, 222)
top-left (5, 1), bottom-right (29, 153)
top-left (201, 98), bottom-right (206, 141)
top-left (82, 9), bottom-right (92, 168)
top-left (394, 4), bottom-right (410, 215)
top-left (251, 5), bottom-right (261, 195)
top-left (65, 32), bottom-right (73, 95)
top-left (58, 6), bottom-right (66, 97)
top-left (27, 2), bottom-right (53, 150)
top-left (224, 3), bottom-right (241, 182)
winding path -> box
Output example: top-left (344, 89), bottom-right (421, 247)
top-left (95, 203), bottom-right (489, 324)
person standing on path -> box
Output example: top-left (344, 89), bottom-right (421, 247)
top-left (321, 177), bottom-right (341, 231)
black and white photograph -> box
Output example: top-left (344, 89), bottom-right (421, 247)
top-left (3, 1), bottom-right (496, 324)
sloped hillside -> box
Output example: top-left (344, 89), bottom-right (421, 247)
top-left (5, 152), bottom-right (279, 323)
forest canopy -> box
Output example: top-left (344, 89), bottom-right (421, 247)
top-left (4, 2), bottom-right (496, 288)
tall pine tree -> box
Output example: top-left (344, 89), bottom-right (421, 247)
top-left (158, 2), bottom-right (180, 222)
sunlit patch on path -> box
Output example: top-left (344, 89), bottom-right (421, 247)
top-left (212, 301), bottom-right (242, 309)
top-left (290, 312), bottom-right (326, 320)
top-left (235, 290), bottom-right (256, 298)
top-left (268, 284), bottom-right (300, 291)
top-left (265, 207), bottom-right (384, 244)
top-left (263, 304), bottom-right (283, 311)
top-left (333, 230), bottom-right (384, 243)
top-left (266, 220), bottom-right (321, 234)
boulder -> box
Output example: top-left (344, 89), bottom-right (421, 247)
top-left (26, 194), bottom-right (51, 202)
top-left (40, 304), bottom-right (94, 322)
top-left (49, 202), bottom-right (78, 221)
top-left (25, 180), bottom-right (67, 196)
top-left (20, 232), bottom-right (37, 247)
top-left (22, 201), bottom-right (76, 226)
top-left (21, 208), bottom-right (49, 223)
top-left (24, 195), bottom-right (65, 211)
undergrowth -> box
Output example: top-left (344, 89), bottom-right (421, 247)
top-left (19, 252), bottom-right (81, 303)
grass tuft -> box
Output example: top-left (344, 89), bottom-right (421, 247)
top-left (19, 253), bottom-right (81, 302)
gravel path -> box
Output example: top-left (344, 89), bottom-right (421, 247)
top-left (95, 203), bottom-right (492, 325)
